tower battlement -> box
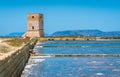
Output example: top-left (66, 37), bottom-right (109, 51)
top-left (23, 14), bottom-right (44, 38)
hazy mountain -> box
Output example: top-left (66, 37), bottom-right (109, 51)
top-left (5, 32), bottom-right (25, 37)
top-left (4, 30), bottom-right (120, 37)
top-left (52, 30), bottom-right (120, 37)
top-left (5, 32), bottom-right (50, 37)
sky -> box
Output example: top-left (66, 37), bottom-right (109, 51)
top-left (0, 0), bottom-right (120, 35)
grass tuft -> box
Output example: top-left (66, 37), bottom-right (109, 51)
top-left (5, 38), bottom-right (29, 47)
top-left (0, 46), bottom-right (9, 53)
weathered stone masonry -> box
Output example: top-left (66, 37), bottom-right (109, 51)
top-left (23, 14), bottom-right (44, 38)
top-left (0, 40), bottom-right (37, 77)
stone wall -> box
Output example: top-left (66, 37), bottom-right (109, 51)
top-left (23, 14), bottom-right (44, 38)
top-left (0, 40), bottom-right (37, 77)
top-left (39, 37), bottom-right (96, 41)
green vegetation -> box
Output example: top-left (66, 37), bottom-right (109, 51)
top-left (5, 38), bottom-right (29, 47)
top-left (0, 46), bottom-right (9, 53)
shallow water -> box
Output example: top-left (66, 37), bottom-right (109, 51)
top-left (22, 40), bottom-right (120, 77)
top-left (35, 40), bottom-right (120, 54)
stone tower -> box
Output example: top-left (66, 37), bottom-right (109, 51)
top-left (23, 14), bottom-right (44, 38)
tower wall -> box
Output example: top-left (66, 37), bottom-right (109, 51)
top-left (23, 14), bottom-right (44, 38)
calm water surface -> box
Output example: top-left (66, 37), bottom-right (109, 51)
top-left (22, 40), bottom-right (120, 77)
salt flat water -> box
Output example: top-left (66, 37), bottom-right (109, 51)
top-left (36, 40), bottom-right (120, 54)
top-left (22, 40), bottom-right (120, 77)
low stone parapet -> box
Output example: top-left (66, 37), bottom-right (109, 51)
top-left (0, 39), bottom-right (37, 77)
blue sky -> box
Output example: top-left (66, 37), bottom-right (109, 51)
top-left (0, 0), bottom-right (120, 35)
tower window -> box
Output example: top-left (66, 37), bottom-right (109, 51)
top-left (32, 26), bottom-right (34, 30)
top-left (40, 16), bottom-right (42, 18)
top-left (32, 16), bottom-right (34, 18)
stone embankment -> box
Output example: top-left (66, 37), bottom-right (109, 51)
top-left (34, 54), bottom-right (120, 57)
top-left (0, 39), bottom-right (37, 77)
top-left (39, 37), bottom-right (96, 41)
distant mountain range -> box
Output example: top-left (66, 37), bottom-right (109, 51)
top-left (3, 30), bottom-right (120, 37)
top-left (52, 30), bottom-right (120, 37)
top-left (4, 32), bottom-right (50, 37)
top-left (5, 32), bottom-right (25, 37)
